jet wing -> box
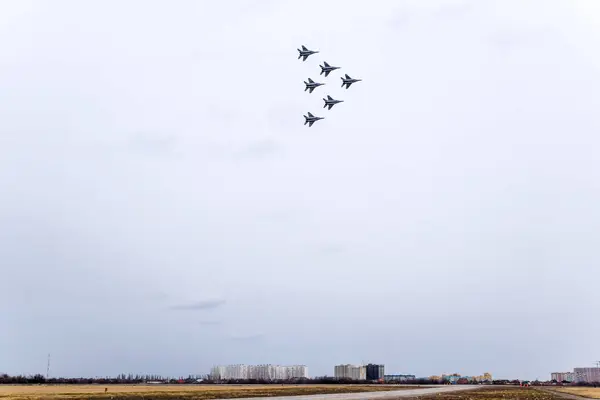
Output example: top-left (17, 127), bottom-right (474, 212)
top-left (307, 112), bottom-right (314, 118)
top-left (308, 120), bottom-right (315, 127)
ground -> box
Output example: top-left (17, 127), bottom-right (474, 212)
top-left (0, 385), bottom-right (584, 400)
top-left (555, 388), bottom-right (600, 399)
top-left (0, 384), bottom-right (417, 400)
top-left (416, 388), bottom-right (570, 400)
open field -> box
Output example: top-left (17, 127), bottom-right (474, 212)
top-left (0, 384), bottom-right (421, 400)
top-left (555, 388), bottom-right (600, 399)
top-left (416, 388), bottom-right (567, 400)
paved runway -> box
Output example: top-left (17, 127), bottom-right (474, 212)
top-left (221, 386), bottom-right (480, 400)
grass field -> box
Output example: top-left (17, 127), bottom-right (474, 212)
top-left (555, 387), bottom-right (600, 398)
top-left (417, 388), bottom-right (566, 400)
top-left (0, 384), bottom-right (416, 400)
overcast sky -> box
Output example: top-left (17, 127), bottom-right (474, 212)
top-left (1, 0), bottom-right (600, 381)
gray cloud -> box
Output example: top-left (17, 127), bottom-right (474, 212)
top-left (1, 0), bottom-right (599, 381)
top-left (127, 132), bottom-right (179, 155)
top-left (315, 244), bottom-right (346, 255)
top-left (433, 1), bottom-right (473, 17)
top-left (169, 300), bottom-right (226, 311)
top-left (198, 320), bottom-right (222, 326)
top-left (228, 333), bottom-right (265, 341)
top-left (488, 27), bottom-right (558, 52)
top-left (234, 139), bottom-right (281, 160)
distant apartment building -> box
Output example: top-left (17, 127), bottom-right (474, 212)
top-left (384, 374), bottom-right (415, 383)
top-left (464, 373), bottom-right (493, 383)
top-left (334, 364), bottom-right (366, 380)
top-left (210, 364), bottom-right (248, 380)
top-left (365, 364), bottom-right (385, 381)
top-left (210, 364), bottom-right (308, 380)
top-left (574, 368), bottom-right (600, 383)
top-left (551, 372), bottom-right (575, 383)
top-left (442, 373), bottom-right (461, 384)
top-left (431, 373), bottom-right (491, 384)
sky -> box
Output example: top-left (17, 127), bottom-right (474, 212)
top-left (1, 0), bottom-right (600, 381)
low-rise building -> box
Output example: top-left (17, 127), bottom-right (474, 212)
top-left (384, 374), bottom-right (415, 382)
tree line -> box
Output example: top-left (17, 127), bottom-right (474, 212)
top-left (1, 373), bottom-right (597, 386)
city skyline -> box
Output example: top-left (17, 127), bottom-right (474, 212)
top-left (210, 364), bottom-right (308, 380)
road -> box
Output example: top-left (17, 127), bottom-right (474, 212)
top-left (538, 388), bottom-right (591, 400)
top-left (221, 386), bottom-right (480, 400)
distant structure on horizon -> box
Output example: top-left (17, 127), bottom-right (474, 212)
top-left (210, 364), bottom-right (308, 380)
top-left (384, 374), bottom-right (415, 383)
top-left (574, 367), bottom-right (600, 383)
top-left (334, 364), bottom-right (366, 380)
top-left (551, 367), bottom-right (600, 383)
top-left (429, 372), bottom-right (492, 384)
top-left (365, 364), bottom-right (385, 381)
top-left (551, 372), bottom-right (576, 383)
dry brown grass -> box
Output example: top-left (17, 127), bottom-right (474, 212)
top-left (418, 388), bottom-right (565, 400)
top-left (0, 384), bottom-right (415, 400)
top-left (555, 387), bottom-right (600, 398)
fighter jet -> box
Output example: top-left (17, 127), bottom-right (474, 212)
top-left (303, 112), bottom-right (324, 127)
top-left (341, 74), bottom-right (362, 89)
top-left (297, 45), bottom-right (319, 61)
top-left (319, 61), bottom-right (340, 77)
top-left (304, 78), bottom-right (325, 93)
top-left (322, 95), bottom-right (344, 110)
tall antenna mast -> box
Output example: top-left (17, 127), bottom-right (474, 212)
top-left (594, 361), bottom-right (600, 368)
top-left (46, 354), bottom-right (50, 379)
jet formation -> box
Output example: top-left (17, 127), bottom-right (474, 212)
top-left (341, 74), bottom-right (362, 89)
top-left (303, 112), bottom-right (324, 127)
top-left (297, 45), bottom-right (319, 61)
top-left (304, 78), bottom-right (325, 93)
top-left (323, 95), bottom-right (343, 110)
top-left (319, 61), bottom-right (340, 77)
top-left (297, 45), bottom-right (361, 127)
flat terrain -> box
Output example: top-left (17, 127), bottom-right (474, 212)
top-left (555, 388), bottom-right (600, 399)
top-left (0, 385), bottom-right (572, 400)
top-left (415, 387), bottom-right (569, 400)
top-left (0, 384), bottom-right (420, 400)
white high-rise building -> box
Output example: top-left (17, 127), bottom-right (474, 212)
top-left (211, 364), bottom-right (308, 381)
top-left (334, 364), bottom-right (366, 380)
top-left (210, 365), bottom-right (226, 380)
top-left (287, 365), bottom-right (309, 379)
top-left (574, 368), bottom-right (600, 383)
